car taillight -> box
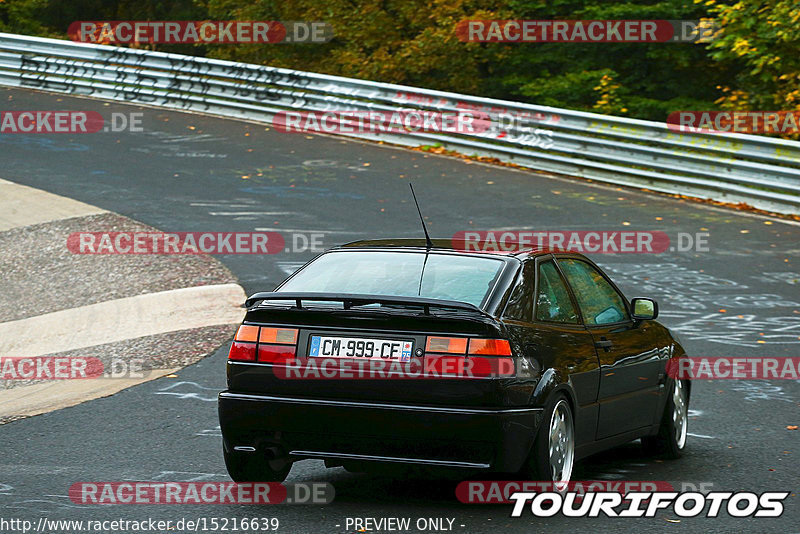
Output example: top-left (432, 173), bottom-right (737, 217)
top-left (468, 356), bottom-right (515, 377)
top-left (468, 338), bottom-right (515, 376)
top-left (468, 338), bottom-right (512, 356)
top-left (229, 325), bottom-right (298, 363)
top-left (229, 341), bottom-right (257, 362)
top-left (259, 327), bottom-right (298, 344)
top-left (423, 337), bottom-right (515, 377)
top-left (234, 325), bottom-right (259, 342)
top-left (425, 337), bottom-right (468, 354)
top-left (258, 344), bottom-right (296, 363)
top-left (424, 337), bottom-right (466, 376)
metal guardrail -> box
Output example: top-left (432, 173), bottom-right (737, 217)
top-left (1, 32), bottom-right (799, 215)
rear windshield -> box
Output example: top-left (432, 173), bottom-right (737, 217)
top-left (278, 251), bottom-right (505, 307)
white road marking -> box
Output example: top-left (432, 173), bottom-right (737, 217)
top-left (190, 203), bottom-right (257, 208)
top-left (196, 425), bottom-right (222, 437)
top-left (688, 433), bottom-right (716, 439)
top-left (0, 181), bottom-right (243, 421)
top-left (155, 381), bottom-right (219, 402)
top-left (0, 284), bottom-right (245, 359)
top-left (209, 211), bottom-right (291, 216)
top-left (0, 368), bottom-right (180, 419)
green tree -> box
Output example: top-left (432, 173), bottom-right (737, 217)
top-left (5, 0), bottom-right (793, 127)
top-left (0, 0), bottom-right (53, 36)
top-left (702, 0), bottom-right (800, 113)
top-left (498, 0), bottom-right (729, 119)
top-left (199, 0), bottom-right (511, 95)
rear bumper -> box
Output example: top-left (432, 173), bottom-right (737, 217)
top-left (218, 392), bottom-right (543, 472)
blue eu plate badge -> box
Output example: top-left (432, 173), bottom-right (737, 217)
top-left (401, 341), bottom-right (412, 362)
top-left (309, 336), bottom-right (321, 357)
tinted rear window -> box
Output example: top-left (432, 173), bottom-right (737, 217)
top-left (278, 251), bottom-right (505, 307)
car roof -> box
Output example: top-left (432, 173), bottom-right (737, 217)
top-left (336, 238), bottom-right (576, 259)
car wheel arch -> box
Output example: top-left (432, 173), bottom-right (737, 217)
top-left (666, 341), bottom-right (692, 403)
top-left (522, 374), bottom-right (578, 464)
top-left (530, 367), bottom-right (578, 415)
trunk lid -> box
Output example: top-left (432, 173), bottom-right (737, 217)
top-left (226, 299), bottom-right (521, 407)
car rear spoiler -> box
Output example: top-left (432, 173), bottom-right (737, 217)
top-left (245, 292), bottom-right (490, 317)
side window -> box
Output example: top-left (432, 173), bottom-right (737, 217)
top-left (558, 259), bottom-right (629, 325)
top-left (503, 262), bottom-right (535, 322)
top-left (534, 261), bottom-right (579, 324)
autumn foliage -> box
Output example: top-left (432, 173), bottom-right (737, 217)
top-left (1, 0), bottom-right (797, 136)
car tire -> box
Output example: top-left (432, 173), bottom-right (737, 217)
top-left (521, 393), bottom-right (575, 489)
top-left (223, 448), bottom-right (292, 482)
top-left (642, 378), bottom-right (689, 459)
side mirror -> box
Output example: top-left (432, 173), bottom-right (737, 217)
top-left (631, 297), bottom-right (658, 320)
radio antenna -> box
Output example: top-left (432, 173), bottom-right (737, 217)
top-left (409, 182), bottom-right (434, 249)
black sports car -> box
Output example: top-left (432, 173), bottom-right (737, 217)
top-left (218, 239), bottom-right (690, 484)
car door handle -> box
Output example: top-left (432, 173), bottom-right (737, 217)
top-left (594, 339), bottom-right (613, 349)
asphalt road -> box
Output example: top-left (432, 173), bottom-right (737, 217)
top-left (1, 87), bottom-right (799, 533)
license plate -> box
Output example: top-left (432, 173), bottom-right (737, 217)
top-left (308, 336), bottom-right (413, 362)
